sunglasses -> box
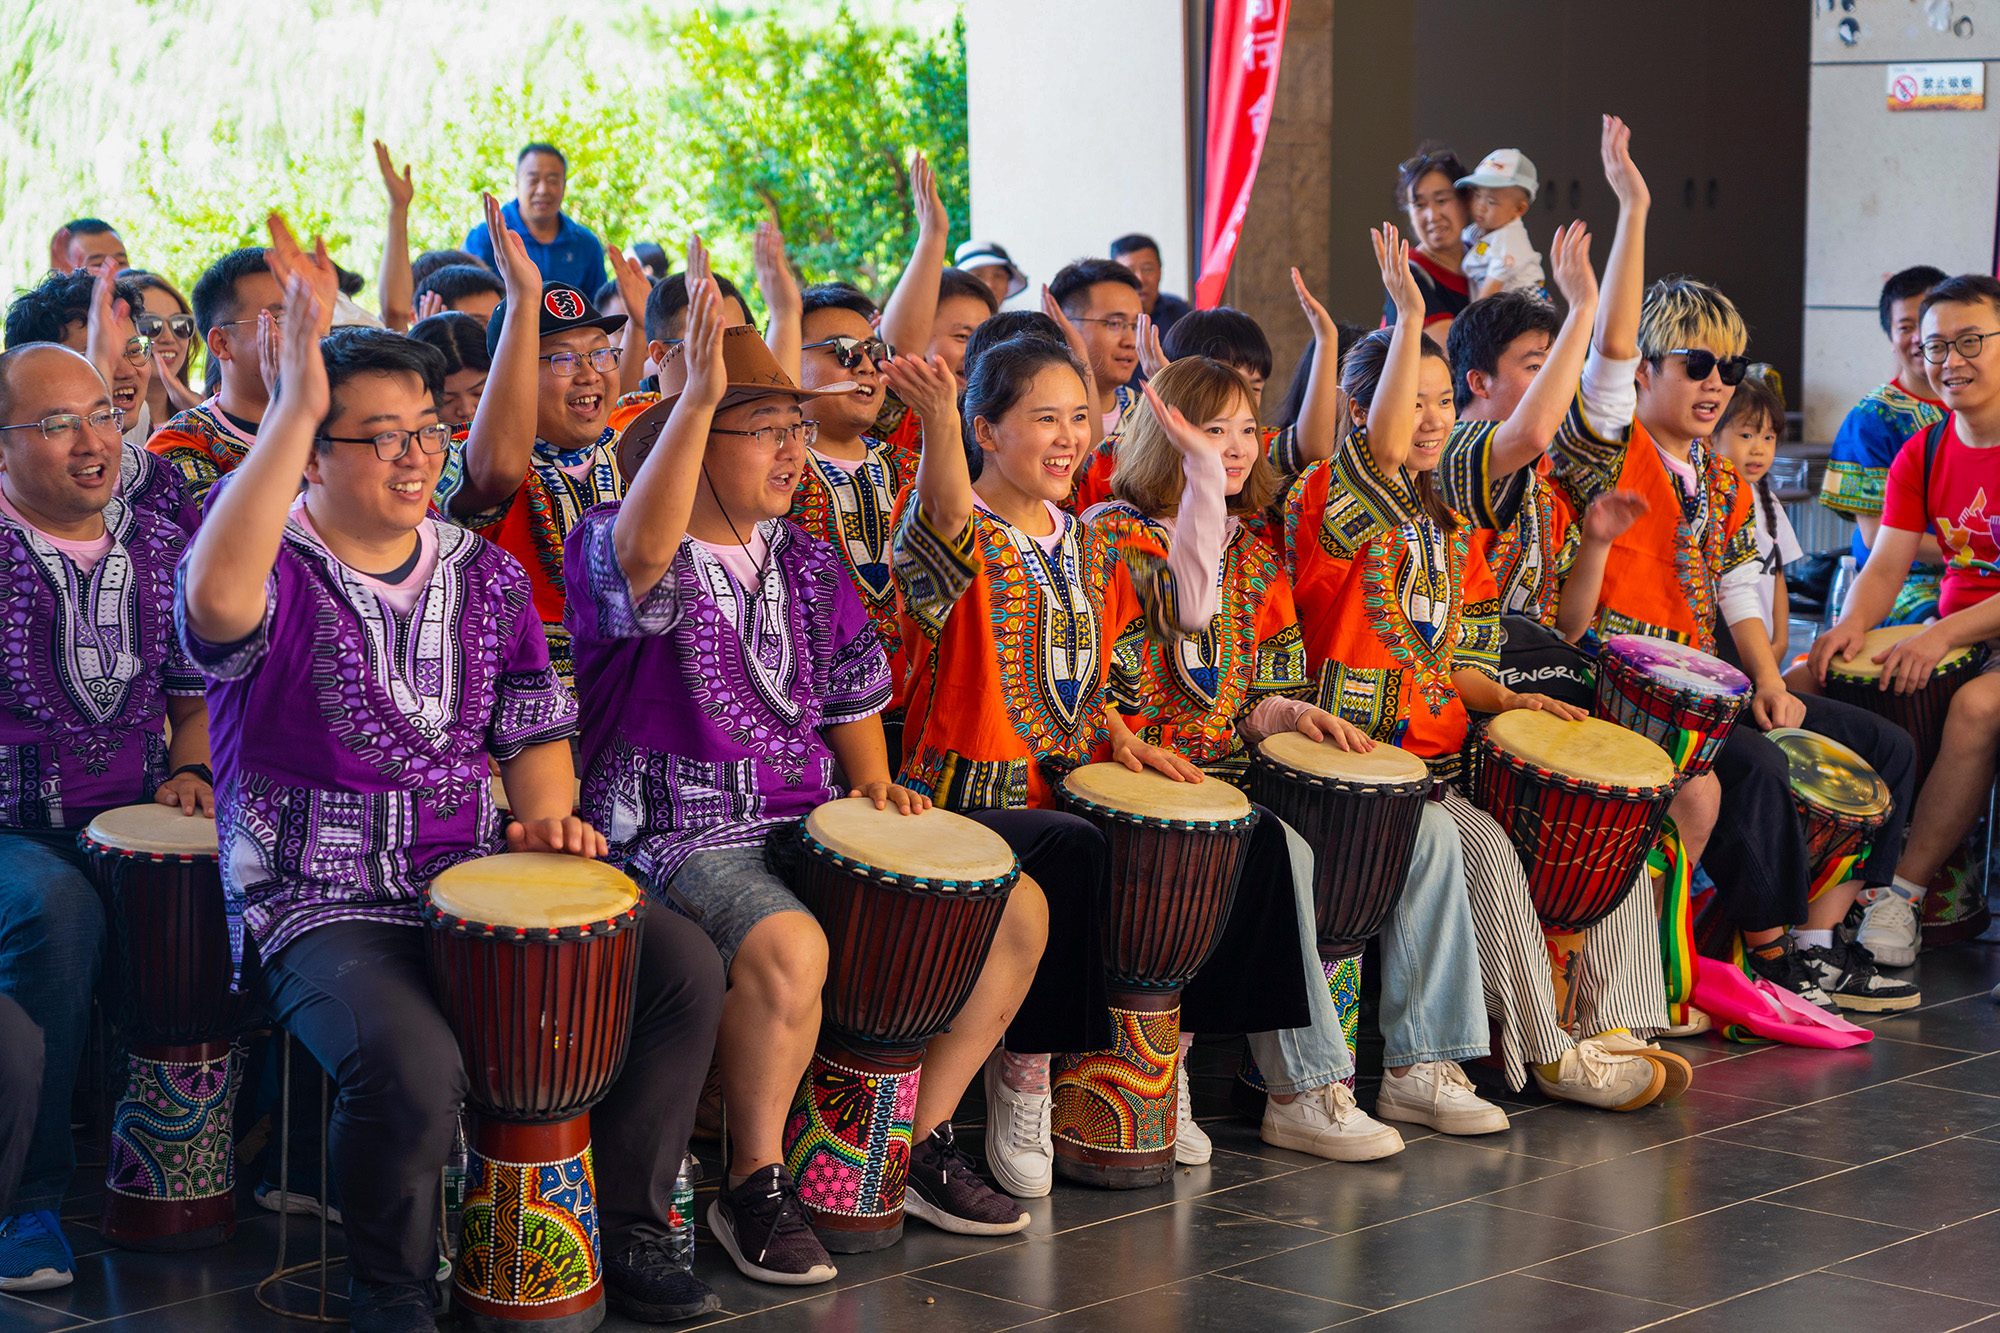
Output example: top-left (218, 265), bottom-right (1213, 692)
top-left (804, 335), bottom-right (892, 371)
top-left (135, 312), bottom-right (196, 342)
top-left (1667, 348), bottom-right (1750, 386)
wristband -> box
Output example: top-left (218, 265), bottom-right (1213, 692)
top-left (170, 763), bottom-right (214, 787)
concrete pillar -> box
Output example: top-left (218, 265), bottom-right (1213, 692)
top-left (963, 0), bottom-right (1192, 308)
top-left (1804, 2), bottom-right (2000, 438)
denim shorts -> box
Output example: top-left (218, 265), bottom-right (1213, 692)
top-left (663, 828), bottom-right (808, 971)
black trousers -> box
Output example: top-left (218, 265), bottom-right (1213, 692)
top-left (0, 990), bottom-right (42, 1219)
top-left (259, 912), bottom-right (724, 1287)
top-left (1706, 693), bottom-right (1918, 932)
top-left (972, 804), bottom-right (1307, 1054)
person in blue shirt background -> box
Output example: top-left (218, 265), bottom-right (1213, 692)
top-left (464, 143), bottom-right (610, 294)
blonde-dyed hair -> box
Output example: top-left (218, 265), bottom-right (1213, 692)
top-left (1110, 357), bottom-right (1277, 516)
top-left (1637, 276), bottom-right (1748, 362)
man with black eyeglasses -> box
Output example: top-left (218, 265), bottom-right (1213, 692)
top-left (146, 247), bottom-right (286, 510)
top-left (4, 268), bottom-right (196, 531)
top-left (0, 340), bottom-right (214, 1297)
top-left (1813, 273), bottom-right (2000, 974)
top-left (1049, 257), bottom-right (1144, 434)
top-left (435, 195), bottom-right (628, 693)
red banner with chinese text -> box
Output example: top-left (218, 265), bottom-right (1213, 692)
top-left (1196, 0), bottom-right (1291, 309)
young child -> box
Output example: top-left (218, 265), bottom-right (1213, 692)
top-left (1710, 367), bottom-right (1803, 670)
top-left (1457, 150), bottom-right (1547, 301)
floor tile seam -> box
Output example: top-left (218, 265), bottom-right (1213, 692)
top-left (1756, 1196), bottom-right (1927, 1232)
top-left (1619, 1268), bottom-right (1843, 1331)
top-left (905, 1273), bottom-right (1061, 1314)
top-left (0, 1289), bottom-right (95, 1327)
top-left (1820, 1269), bottom-right (2000, 1309)
top-left (1460, 1199), bottom-right (1633, 1240)
top-left (1516, 1271), bottom-right (1691, 1311)
top-left (1208, 1271), bottom-right (1377, 1315)
top-left (1860, 1032), bottom-right (1988, 1054)
top-left (17, 1277), bottom-right (267, 1324)
top-left (1901, 1077), bottom-right (2000, 1101)
top-left (1696, 1130), bottom-right (1889, 1164)
top-left (1191, 1198), bottom-right (1349, 1238)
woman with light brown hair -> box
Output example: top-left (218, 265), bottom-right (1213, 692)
top-left (122, 270), bottom-right (203, 430)
top-left (1085, 354), bottom-right (1512, 1163)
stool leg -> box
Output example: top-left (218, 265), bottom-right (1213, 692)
top-left (317, 1065), bottom-right (329, 1319)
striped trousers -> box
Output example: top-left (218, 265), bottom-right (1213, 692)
top-left (1438, 789), bottom-right (1668, 1090)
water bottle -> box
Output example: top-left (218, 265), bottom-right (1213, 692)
top-left (667, 1152), bottom-right (698, 1265)
top-left (443, 1112), bottom-right (470, 1259)
top-left (1826, 554), bottom-right (1858, 629)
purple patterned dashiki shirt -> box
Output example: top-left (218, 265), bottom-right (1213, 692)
top-left (0, 496), bottom-right (201, 829)
top-left (564, 505), bottom-right (892, 888)
top-left (178, 514), bottom-right (577, 977)
top-left (119, 440), bottom-right (200, 535)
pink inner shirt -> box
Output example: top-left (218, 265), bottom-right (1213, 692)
top-left (973, 493), bottom-right (1067, 555)
top-left (810, 446), bottom-right (869, 477)
top-left (292, 498), bottom-right (439, 616)
top-left (1657, 441), bottom-right (1699, 499)
top-left (693, 527), bottom-right (771, 588)
top-left (0, 487), bottom-right (114, 573)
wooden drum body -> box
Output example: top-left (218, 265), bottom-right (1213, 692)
top-left (426, 854), bottom-right (646, 1333)
top-left (782, 801), bottom-right (1018, 1251)
top-left (1822, 624), bottom-right (1984, 785)
top-left (1470, 712), bottom-right (1677, 931)
top-left (1248, 732), bottom-right (1429, 960)
top-left (1767, 729), bottom-right (1892, 901)
top-left (81, 804), bottom-right (242, 1252)
top-left (1594, 634), bottom-right (1750, 783)
top-left (1055, 764), bottom-right (1254, 1188)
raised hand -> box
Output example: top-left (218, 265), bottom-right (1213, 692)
top-left (271, 272), bottom-right (329, 425)
top-left (1546, 220), bottom-right (1597, 309)
top-left (1140, 378), bottom-right (1223, 463)
top-left (1372, 223), bottom-right (1422, 325)
top-left (83, 268), bottom-right (133, 385)
top-left (1600, 114), bottom-right (1650, 211)
top-left (1136, 312), bottom-right (1168, 379)
top-left (265, 212), bottom-right (339, 336)
top-left (606, 243), bottom-right (652, 321)
top-left (1581, 488), bottom-right (1648, 544)
top-left (373, 139), bottom-right (414, 212)
top-left (1292, 267), bottom-right (1337, 344)
top-left (685, 231), bottom-right (713, 290)
top-left (1040, 284), bottom-right (1092, 370)
top-left (909, 150), bottom-right (948, 238)
top-left (753, 216), bottom-right (801, 323)
top-left (678, 266), bottom-right (728, 410)
top-left (153, 348), bottom-right (203, 411)
top-left (481, 192), bottom-right (540, 302)
top-left (879, 353), bottom-right (958, 427)
top-left (415, 290), bottom-right (446, 321)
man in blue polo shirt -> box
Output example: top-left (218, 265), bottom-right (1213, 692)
top-left (464, 143), bottom-right (610, 293)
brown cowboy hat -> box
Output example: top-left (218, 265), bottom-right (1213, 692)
top-left (616, 326), bottom-right (856, 479)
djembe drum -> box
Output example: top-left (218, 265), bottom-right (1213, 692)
top-left (426, 854), bottom-right (646, 1333)
top-left (1594, 634), bottom-right (1751, 782)
top-left (1054, 764), bottom-right (1255, 1188)
top-left (1469, 713), bottom-right (1677, 1023)
top-left (82, 803), bottom-right (243, 1251)
top-left (1766, 729), bottom-right (1892, 905)
top-left (783, 799), bottom-right (1018, 1251)
top-left (1821, 623), bottom-right (1985, 783)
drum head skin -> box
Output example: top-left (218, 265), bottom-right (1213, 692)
top-left (805, 798), bottom-right (1017, 884)
top-left (1257, 732), bottom-right (1430, 786)
top-left (84, 802), bottom-right (220, 856)
top-left (1602, 634), bottom-right (1752, 698)
top-left (1063, 762), bottom-right (1253, 823)
top-left (429, 853), bottom-right (639, 929)
top-left (1825, 623), bottom-right (1975, 682)
top-left (1766, 728), bottom-right (1892, 819)
top-left (1485, 710), bottom-right (1678, 791)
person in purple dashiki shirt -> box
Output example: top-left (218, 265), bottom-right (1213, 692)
top-left (0, 343), bottom-right (215, 1293)
top-left (567, 256), bottom-right (1043, 1287)
top-left (177, 242), bottom-right (723, 1332)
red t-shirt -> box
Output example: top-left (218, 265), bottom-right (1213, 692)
top-left (1881, 415), bottom-right (2000, 616)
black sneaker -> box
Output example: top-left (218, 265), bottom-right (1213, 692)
top-left (903, 1123), bottom-right (1031, 1236)
top-left (347, 1278), bottom-right (437, 1333)
top-left (1745, 935), bottom-right (1836, 1011)
top-left (706, 1165), bottom-right (836, 1286)
top-left (605, 1234), bottom-right (721, 1322)
top-left (1800, 937), bottom-right (1922, 1012)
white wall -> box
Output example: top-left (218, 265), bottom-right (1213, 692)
top-left (1805, 3), bottom-right (2000, 438)
top-left (963, 0), bottom-right (1191, 308)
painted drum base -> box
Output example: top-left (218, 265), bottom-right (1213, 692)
top-left (455, 1116), bottom-right (604, 1333)
top-left (1053, 1000), bottom-right (1180, 1188)
top-left (1235, 955), bottom-right (1363, 1113)
top-left (1923, 843), bottom-right (1993, 947)
top-left (783, 1044), bottom-right (921, 1253)
top-left (101, 1039), bottom-right (241, 1252)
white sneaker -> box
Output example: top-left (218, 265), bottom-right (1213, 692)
top-left (1857, 891), bottom-right (1921, 968)
top-left (1375, 1061), bottom-right (1509, 1135)
top-left (982, 1052), bottom-right (1053, 1199)
top-left (1260, 1082), bottom-right (1403, 1161)
top-left (1174, 1056), bottom-right (1212, 1164)
top-left (1531, 1038), bottom-right (1664, 1112)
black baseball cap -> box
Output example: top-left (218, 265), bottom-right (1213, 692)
top-left (486, 281), bottom-right (627, 358)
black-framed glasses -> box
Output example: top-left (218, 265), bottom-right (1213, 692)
top-left (1667, 348), bottom-right (1750, 386)
top-left (0, 408), bottom-right (126, 441)
top-left (1073, 315), bottom-right (1142, 337)
top-left (114, 337), bottom-right (152, 367)
top-left (803, 335), bottom-right (891, 371)
top-left (314, 422), bottom-right (453, 461)
top-left (1921, 330), bottom-right (1998, 364)
top-left (135, 312), bottom-right (196, 342)
top-left (711, 420), bottom-right (820, 450)
top-left (540, 347), bottom-right (622, 377)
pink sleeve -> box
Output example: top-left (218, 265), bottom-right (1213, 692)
top-left (1241, 695), bottom-right (1314, 744)
top-left (1163, 451), bottom-right (1226, 632)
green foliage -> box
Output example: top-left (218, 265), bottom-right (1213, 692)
top-left (0, 2), bottom-right (965, 320)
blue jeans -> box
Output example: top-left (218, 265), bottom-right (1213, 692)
top-left (1247, 803), bottom-right (1488, 1092)
top-left (0, 829), bottom-right (104, 1213)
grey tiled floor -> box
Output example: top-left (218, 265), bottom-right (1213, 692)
top-left (12, 943), bottom-right (2000, 1331)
